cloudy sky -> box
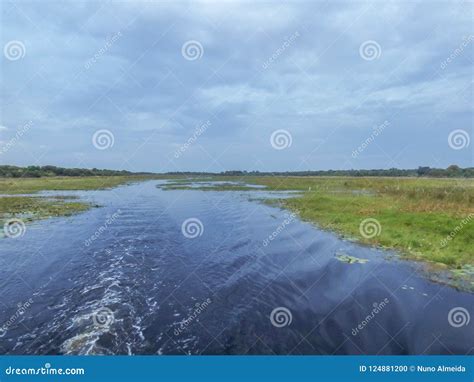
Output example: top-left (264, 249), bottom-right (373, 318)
top-left (0, 0), bottom-right (472, 172)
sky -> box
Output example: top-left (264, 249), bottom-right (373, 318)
top-left (0, 0), bottom-right (472, 173)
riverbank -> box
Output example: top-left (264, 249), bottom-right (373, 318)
top-left (160, 176), bottom-right (474, 285)
top-left (0, 175), bottom-right (159, 228)
top-left (3, 174), bottom-right (473, 287)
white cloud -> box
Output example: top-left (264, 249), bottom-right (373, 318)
top-left (0, 1), bottom-right (471, 171)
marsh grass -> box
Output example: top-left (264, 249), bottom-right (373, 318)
top-left (0, 196), bottom-right (91, 226)
top-left (164, 176), bottom-right (474, 270)
top-left (0, 175), bottom-right (158, 194)
top-left (3, 175), bottom-right (473, 273)
top-left (0, 175), bottom-right (161, 226)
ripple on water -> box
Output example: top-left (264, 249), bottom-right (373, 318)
top-left (1, 180), bottom-right (472, 355)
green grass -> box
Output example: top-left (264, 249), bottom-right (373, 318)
top-left (0, 196), bottom-right (92, 225)
top-left (0, 175), bottom-right (157, 194)
top-left (3, 174), bottom-right (473, 276)
top-left (162, 176), bottom-right (474, 271)
top-left (283, 192), bottom-right (473, 268)
top-left (0, 175), bottom-right (160, 226)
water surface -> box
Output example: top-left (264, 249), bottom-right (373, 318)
top-left (0, 180), bottom-right (472, 355)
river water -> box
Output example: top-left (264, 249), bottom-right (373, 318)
top-left (0, 180), bottom-right (472, 355)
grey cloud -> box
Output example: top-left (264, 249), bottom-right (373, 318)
top-left (0, 0), bottom-right (472, 171)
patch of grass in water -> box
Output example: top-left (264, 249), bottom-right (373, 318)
top-left (0, 195), bottom-right (92, 227)
top-left (452, 264), bottom-right (474, 278)
top-left (0, 175), bottom-right (159, 194)
top-left (0, 175), bottom-right (160, 229)
top-left (335, 252), bottom-right (369, 264)
top-left (158, 181), bottom-right (259, 191)
top-left (160, 175), bottom-right (474, 279)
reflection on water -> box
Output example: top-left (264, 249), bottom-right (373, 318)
top-left (0, 180), bottom-right (472, 355)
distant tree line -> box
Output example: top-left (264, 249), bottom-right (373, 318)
top-left (166, 165), bottom-right (474, 178)
top-left (1, 165), bottom-right (472, 178)
top-left (0, 165), bottom-right (141, 178)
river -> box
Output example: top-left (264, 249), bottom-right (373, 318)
top-left (0, 180), bottom-right (472, 355)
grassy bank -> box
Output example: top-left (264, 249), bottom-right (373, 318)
top-left (0, 175), bottom-right (156, 194)
top-left (0, 175), bottom-right (157, 228)
top-left (161, 176), bottom-right (474, 276)
top-left (0, 196), bottom-right (92, 225)
top-left (3, 174), bottom-right (473, 280)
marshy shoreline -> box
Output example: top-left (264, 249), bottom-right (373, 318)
top-left (1, 174), bottom-right (473, 290)
top-left (0, 175), bottom-right (164, 231)
top-left (158, 175), bottom-right (474, 290)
